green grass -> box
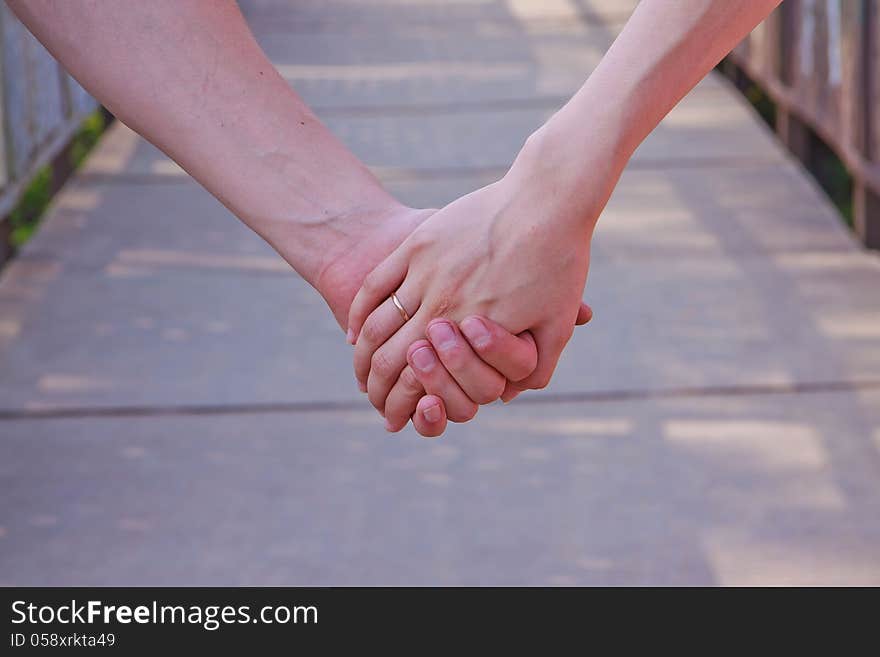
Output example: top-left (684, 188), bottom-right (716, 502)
top-left (743, 82), bottom-right (777, 129)
top-left (807, 134), bottom-right (854, 226)
top-left (8, 165), bottom-right (52, 247)
top-left (6, 109), bottom-right (110, 249)
top-left (68, 110), bottom-right (107, 170)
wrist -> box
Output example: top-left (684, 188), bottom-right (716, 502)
top-left (501, 129), bottom-right (604, 238)
top-left (263, 194), bottom-right (408, 288)
top-left (506, 96), bottom-right (633, 235)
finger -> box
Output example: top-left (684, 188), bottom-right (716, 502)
top-left (500, 380), bottom-right (524, 403)
top-left (458, 316), bottom-right (538, 382)
top-left (383, 365), bottom-right (427, 432)
top-left (576, 302), bottom-right (593, 326)
top-left (412, 395), bottom-right (447, 438)
top-left (346, 247), bottom-right (409, 343)
top-left (424, 319), bottom-right (505, 404)
top-left (500, 323), bottom-right (571, 401)
top-left (366, 308), bottom-right (430, 414)
top-left (499, 305), bottom-right (589, 402)
top-left (353, 288), bottom-right (418, 392)
top-left (406, 340), bottom-right (478, 423)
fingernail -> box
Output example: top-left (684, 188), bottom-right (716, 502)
top-left (411, 346), bottom-right (436, 372)
top-left (422, 402), bottom-right (441, 424)
top-left (357, 378), bottom-right (367, 393)
top-left (427, 321), bottom-right (456, 351)
top-left (460, 316), bottom-right (490, 349)
top-left (384, 418), bottom-right (394, 432)
top-left (346, 328), bottom-right (355, 344)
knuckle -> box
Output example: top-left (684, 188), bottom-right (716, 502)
top-left (407, 226), bottom-right (435, 254)
top-left (426, 293), bottom-right (454, 319)
top-left (370, 350), bottom-right (396, 381)
top-left (361, 270), bottom-right (381, 295)
top-left (398, 366), bottom-right (422, 393)
top-left (437, 341), bottom-right (466, 367)
top-left (471, 335), bottom-right (495, 355)
top-left (359, 318), bottom-right (383, 347)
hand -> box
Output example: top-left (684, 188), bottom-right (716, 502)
top-left (381, 316), bottom-right (541, 436)
top-left (386, 303), bottom-right (593, 437)
top-left (312, 202), bottom-right (435, 329)
top-left (310, 199), bottom-right (578, 436)
top-left (347, 151), bottom-right (599, 418)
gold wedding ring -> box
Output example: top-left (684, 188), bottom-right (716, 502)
top-left (390, 292), bottom-right (410, 322)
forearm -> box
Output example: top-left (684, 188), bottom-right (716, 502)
top-left (9, 0), bottom-right (398, 285)
top-left (514, 0), bottom-right (782, 232)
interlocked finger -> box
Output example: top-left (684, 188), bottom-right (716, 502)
top-left (353, 288), bottom-right (417, 391)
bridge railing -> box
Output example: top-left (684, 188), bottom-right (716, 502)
top-left (0, 4), bottom-right (97, 242)
top-left (729, 0), bottom-right (879, 248)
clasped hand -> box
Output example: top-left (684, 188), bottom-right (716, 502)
top-left (347, 153), bottom-right (597, 437)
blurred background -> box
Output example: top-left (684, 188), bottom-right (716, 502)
top-left (1, 0), bottom-right (879, 585)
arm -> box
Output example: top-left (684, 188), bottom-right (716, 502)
top-left (348, 0), bottom-right (782, 411)
top-left (520, 0), bottom-right (785, 229)
top-left (8, 0), bottom-right (412, 323)
top-left (9, 0), bottom-right (548, 437)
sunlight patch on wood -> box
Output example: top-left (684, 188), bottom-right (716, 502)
top-left (664, 420), bottom-right (828, 469)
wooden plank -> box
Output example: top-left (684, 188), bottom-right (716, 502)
top-left (838, 0), bottom-right (861, 152)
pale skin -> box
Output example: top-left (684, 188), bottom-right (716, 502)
top-left (12, 0), bottom-right (781, 437)
top-left (349, 0), bottom-right (783, 424)
top-left (10, 0), bottom-right (591, 437)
